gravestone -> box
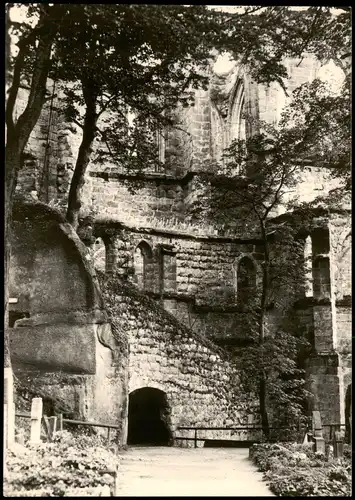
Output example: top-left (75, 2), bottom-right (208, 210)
top-left (312, 411), bottom-right (325, 453)
top-left (30, 398), bottom-right (43, 444)
top-left (333, 430), bottom-right (344, 458)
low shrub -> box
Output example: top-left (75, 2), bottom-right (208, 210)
top-left (4, 431), bottom-right (120, 497)
top-left (250, 442), bottom-right (352, 497)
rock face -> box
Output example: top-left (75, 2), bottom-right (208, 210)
top-left (9, 202), bottom-right (127, 439)
top-left (10, 53), bottom-right (351, 431)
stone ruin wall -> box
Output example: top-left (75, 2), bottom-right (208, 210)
top-left (300, 213), bottom-right (352, 427)
top-left (92, 225), bottom-right (268, 343)
top-left (102, 277), bottom-right (259, 446)
top-left (14, 54), bottom-right (347, 228)
top-left (9, 204), bottom-right (259, 446)
top-left (11, 53), bottom-right (351, 428)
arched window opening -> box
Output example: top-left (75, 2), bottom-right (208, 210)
top-left (159, 246), bottom-right (177, 294)
top-left (93, 237), bottom-right (106, 273)
top-left (236, 256), bottom-right (257, 305)
top-left (127, 387), bottom-right (172, 446)
top-left (312, 256), bottom-right (331, 299)
top-left (230, 81), bottom-right (247, 145)
top-left (134, 241), bottom-right (153, 291)
top-left (156, 128), bottom-right (165, 170)
top-left (211, 104), bottom-right (225, 164)
top-left (312, 228), bottom-right (330, 256)
top-left (304, 235), bottom-right (313, 297)
top-left (311, 227), bottom-right (331, 300)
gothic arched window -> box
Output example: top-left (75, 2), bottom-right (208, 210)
top-left (134, 241), bottom-right (153, 290)
top-left (230, 81), bottom-right (247, 145)
top-left (236, 256), bottom-right (257, 305)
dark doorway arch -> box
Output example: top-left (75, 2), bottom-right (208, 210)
top-left (127, 387), bottom-right (172, 446)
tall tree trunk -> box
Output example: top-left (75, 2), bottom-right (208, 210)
top-left (66, 84), bottom-right (98, 231)
top-left (259, 218), bottom-right (270, 439)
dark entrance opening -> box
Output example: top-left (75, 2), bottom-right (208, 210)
top-left (128, 387), bottom-right (172, 446)
top-left (9, 311), bottom-right (30, 328)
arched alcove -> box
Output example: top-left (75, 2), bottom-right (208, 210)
top-left (235, 256), bottom-right (257, 305)
top-left (312, 256), bottom-right (331, 299)
top-left (229, 80), bottom-right (247, 145)
top-left (127, 387), bottom-right (172, 446)
top-left (133, 241), bottom-right (153, 291)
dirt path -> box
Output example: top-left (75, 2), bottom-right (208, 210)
top-left (117, 446), bottom-right (274, 497)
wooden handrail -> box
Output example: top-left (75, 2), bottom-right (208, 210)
top-left (15, 413), bottom-right (120, 429)
top-left (177, 426), bottom-right (285, 431)
top-left (177, 423), bottom-right (346, 431)
top-left (62, 418), bottom-right (121, 429)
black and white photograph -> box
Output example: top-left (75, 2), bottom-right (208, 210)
top-left (4, 4), bottom-right (351, 497)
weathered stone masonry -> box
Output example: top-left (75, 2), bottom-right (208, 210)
top-left (100, 275), bottom-right (259, 446)
top-left (10, 52), bottom-right (351, 433)
top-left (9, 203), bottom-right (258, 445)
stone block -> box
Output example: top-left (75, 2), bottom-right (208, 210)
top-left (10, 323), bottom-right (97, 374)
top-left (313, 436), bottom-right (325, 454)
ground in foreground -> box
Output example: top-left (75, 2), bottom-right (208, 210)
top-left (118, 445), bottom-right (274, 497)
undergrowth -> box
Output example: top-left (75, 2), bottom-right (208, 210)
top-left (250, 442), bottom-right (352, 496)
top-left (4, 431), bottom-right (119, 497)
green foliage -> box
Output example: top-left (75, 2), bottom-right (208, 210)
top-left (7, 5), bottom-right (351, 176)
top-left (281, 77), bottom-right (351, 201)
top-left (250, 442), bottom-right (352, 496)
top-left (235, 329), bottom-right (311, 430)
top-left (216, 6), bottom-right (351, 89)
top-left (4, 431), bottom-right (119, 496)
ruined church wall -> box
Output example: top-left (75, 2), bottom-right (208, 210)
top-left (330, 215), bottom-right (352, 356)
top-left (95, 227), bottom-right (265, 343)
top-left (14, 335), bottom-right (128, 444)
top-left (103, 276), bottom-right (258, 445)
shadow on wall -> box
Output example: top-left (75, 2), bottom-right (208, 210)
top-left (127, 387), bottom-right (172, 446)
